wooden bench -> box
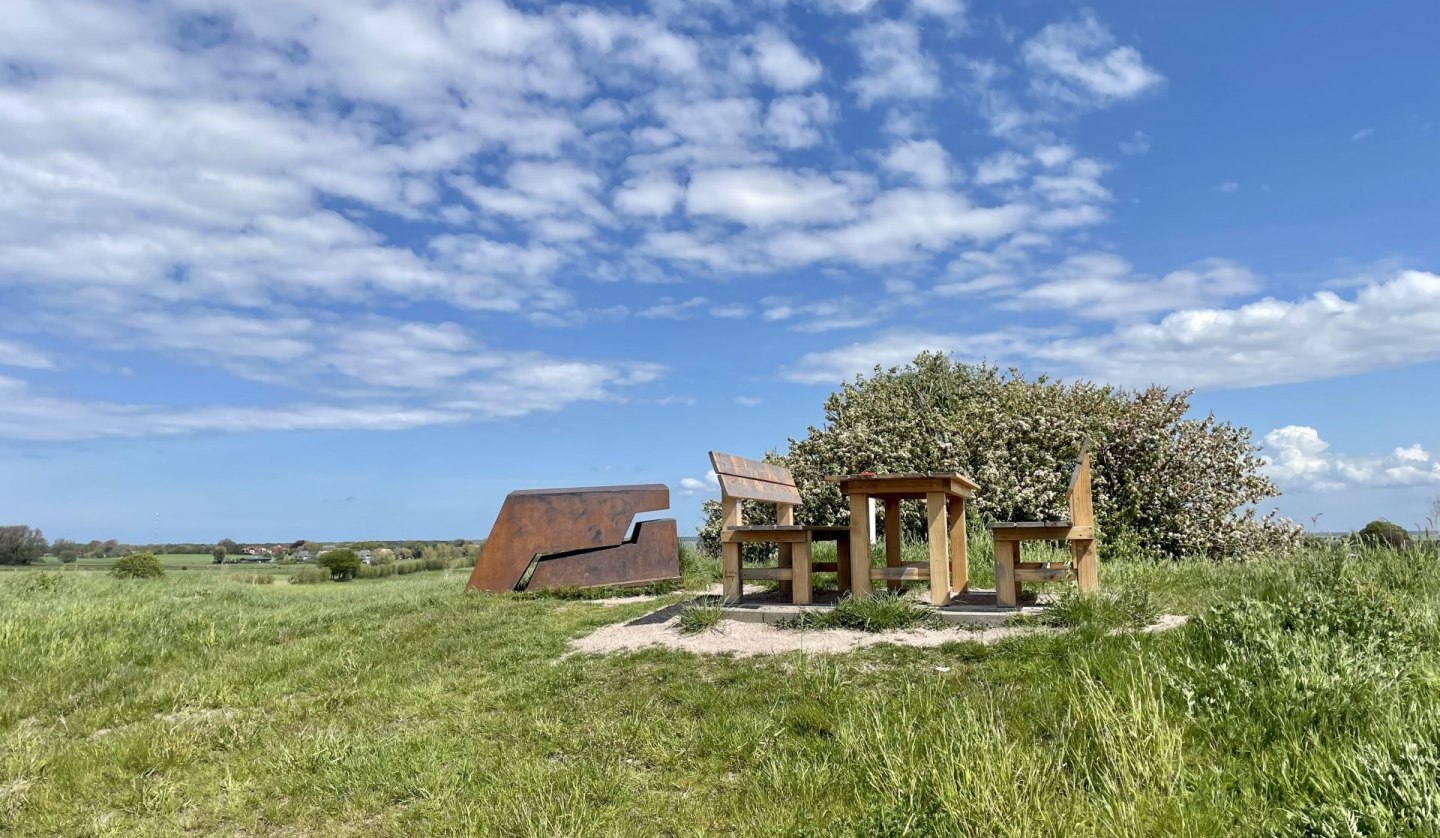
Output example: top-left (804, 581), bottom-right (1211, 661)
top-left (711, 451), bottom-right (850, 604)
top-left (989, 450), bottom-right (1100, 607)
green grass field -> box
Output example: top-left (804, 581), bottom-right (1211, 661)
top-left (6, 554), bottom-right (292, 575)
top-left (3, 543), bottom-right (1440, 835)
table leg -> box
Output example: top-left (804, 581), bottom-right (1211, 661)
top-left (926, 492), bottom-right (950, 606)
top-left (849, 493), bottom-right (872, 598)
top-left (996, 540), bottom-right (1018, 607)
top-left (884, 498), bottom-right (902, 593)
top-left (948, 495), bottom-right (967, 594)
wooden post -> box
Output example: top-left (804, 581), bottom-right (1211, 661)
top-left (792, 541), bottom-right (812, 605)
top-left (884, 498), bottom-right (902, 593)
top-left (721, 497), bottom-right (742, 601)
top-left (926, 492), bottom-right (950, 606)
top-left (1073, 539), bottom-right (1098, 592)
top-left (995, 539), bottom-right (1018, 607)
top-left (836, 534), bottom-right (852, 591)
top-left (849, 493), bottom-right (873, 598)
top-left (777, 503), bottom-right (795, 597)
top-left (948, 495), bottom-right (967, 594)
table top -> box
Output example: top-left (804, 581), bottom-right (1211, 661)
top-left (825, 472), bottom-right (979, 499)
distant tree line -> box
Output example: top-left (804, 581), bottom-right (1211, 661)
top-left (0, 528), bottom-right (482, 567)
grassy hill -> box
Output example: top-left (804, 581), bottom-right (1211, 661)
top-left (2, 545), bottom-right (1439, 835)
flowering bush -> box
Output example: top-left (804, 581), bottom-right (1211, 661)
top-left (701, 353), bottom-right (1300, 560)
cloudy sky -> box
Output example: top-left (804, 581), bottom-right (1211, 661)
top-left (3, 0), bottom-right (1438, 542)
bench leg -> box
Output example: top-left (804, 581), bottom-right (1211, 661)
top-left (722, 542), bottom-right (742, 602)
top-left (884, 498), bottom-right (902, 593)
top-left (995, 540), bottom-right (1019, 607)
top-left (778, 543), bottom-right (794, 597)
top-left (792, 541), bottom-right (812, 605)
top-left (1073, 538), bottom-right (1098, 592)
top-left (836, 534), bottom-right (852, 592)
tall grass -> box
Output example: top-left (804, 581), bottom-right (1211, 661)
top-left (3, 544), bottom-right (1440, 835)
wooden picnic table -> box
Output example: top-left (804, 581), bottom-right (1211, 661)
top-left (826, 473), bottom-right (979, 605)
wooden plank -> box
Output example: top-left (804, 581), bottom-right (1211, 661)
top-left (870, 566), bottom-right (930, 581)
top-left (791, 541), bottom-right (811, 605)
top-left (716, 473), bottom-right (802, 505)
top-left (926, 491), bottom-right (950, 606)
top-left (995, 540), bottom-right (1019, 607)
top-left (849, 493), bottom-right (872, 597)
top-left (1068, 452), bottom-right (1094, 528)
top-left (991, 525), bottom-right (1094, 542)
top-left (722, 529), bottom-right (811, 544)
top-left (740, 567), bottom-right (794, 581)
top-left (709, 451), bottom-right (795, 486)
top-left (826, 471), bottom-right (979, 489)
top-left (989, 520), bottom-right (1074, 529)
top-left (833, 477), bottom-right (970, 498)
top-left (812, 561), bottom-right (840, 573)
top-left (1015, 566), bottom-right (1074, 583)
top-left (884, 498), bottom-right (902, 593)
top-left (835, 535), bottom-right (851, 591)
top-left (949, 495), bottom-right (968, 594)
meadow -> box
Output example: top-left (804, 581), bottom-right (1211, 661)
top-left (0, 554), bottom-right (289, 575)
top-left (3, 542), bottom-right (1439, 836)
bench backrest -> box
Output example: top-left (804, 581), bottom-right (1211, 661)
top-left (708, 451), bottom-right (802, 506)
top-left (1066, 449), bottom-right (1094, 528)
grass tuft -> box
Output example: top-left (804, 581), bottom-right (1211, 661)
top-left (1024, 588), bottom-right (1159, 631)
top-left (780, 592), bottom-right (942, 632)
top-left (677, 599), bottom-right (725, 634)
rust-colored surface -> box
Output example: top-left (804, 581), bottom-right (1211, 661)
top-left (466, 484), bottom-right (679, 592)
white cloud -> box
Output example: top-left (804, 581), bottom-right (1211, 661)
top-left (749, 26), bottom-right (822, 91)
top-left (1013, 255), bottom-right (1261, 320)
top-left (1214, 181), bottom-right (1240, 193)
top-left (0, 339), bottom-right (55, 370)
top-left (638, 296), bottom-right (709, 319)
top-left (735, 396), bottom-right (763, 406)
top-left (881, 139), bottom-right (953, 188)
top-left (974, 151), bottom-right (1029, 185)
top-left (1263, 425), bottom-right (1440, 492)
top-left (765, 94), bottom-right (833, 149)
top-left (1395, 444), bottom-right (1430, 463)
top-left (852, 21), bottom-right (940, 107)
top-left (1352, 127), bottom-right (1374, 141)
top-left (785, 270), bottom-right (1440, 392)
top-left (911, 0), bottom-right (966, 18)
top-left (686, 167), bottom-right (858, 226)
top-left (614, 173), bottom-right (684, 216)
top-left (678, 469), bottom-right (720, 495)
top-left (1262, 426), bottom-right (1341, 489)
top-left (710, 303), bottom-right (752, 319)
top-left (781, 329), bottom-right (1029, 384)
top-left (1119, 130), bottom-right (1151, 155)
top-left (1023, 15), bottom-right (1163, 105)
top-left (764, 189), bottom-right (1030, 266)
top-left (1034, 270), bottom-right (1440, 389)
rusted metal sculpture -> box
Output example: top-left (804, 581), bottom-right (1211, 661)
top-left (466, 484), bottom-right (680, 592)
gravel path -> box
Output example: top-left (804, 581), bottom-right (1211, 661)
top-left (567, 604), bottom-right (1189, 658)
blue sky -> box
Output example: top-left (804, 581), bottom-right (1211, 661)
top-left (3, 0), bottom-right (1439, 543)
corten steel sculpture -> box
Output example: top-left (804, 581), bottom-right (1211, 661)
top-left (466, 484), bottom-right (680, 592)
